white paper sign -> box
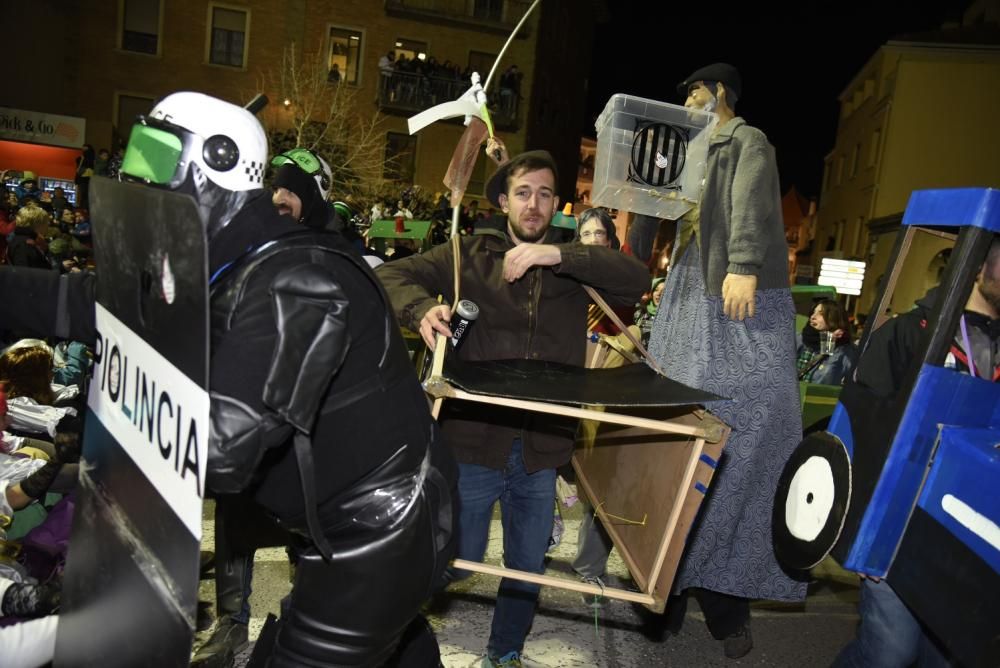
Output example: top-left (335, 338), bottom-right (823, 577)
top-left (88, 304), bottom-right (209, 538)
top-left (0, 106), bottom-right (86, 148)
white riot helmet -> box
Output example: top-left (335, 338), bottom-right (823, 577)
top-left (120, 92), bottom-right (269, 239)
top-left (121, 92), bottom-right (267, 192)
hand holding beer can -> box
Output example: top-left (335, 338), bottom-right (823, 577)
top-left (450, 299), bottom-right (479, 350)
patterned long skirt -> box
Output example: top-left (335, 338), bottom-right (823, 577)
top-left (647, 244), bottom-right (807, 602)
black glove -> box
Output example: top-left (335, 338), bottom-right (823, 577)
top-left (19, 461), bottom-right (61, 500)
top-left (1, 580), bottom-right (61, 617)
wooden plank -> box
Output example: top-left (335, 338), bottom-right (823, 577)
top-left (424, 381), bottom-right (723, 441)
top-left (451, 559), bottom-right (656, 606)
top-left (429, 333), bottom-right (448, 420)
top-left (646, 436), bottom-right (705, 591)
top-left (647, 433), bottom-right (726, 606)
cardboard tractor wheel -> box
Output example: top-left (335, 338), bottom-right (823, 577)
top-left (773, 431), bottom-right (852, 570)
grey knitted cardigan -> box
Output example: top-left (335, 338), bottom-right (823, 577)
top-left (688, 116), bottom-right (789, 296)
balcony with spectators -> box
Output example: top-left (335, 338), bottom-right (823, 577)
top-left (377, 69), bottom-right (521, 132)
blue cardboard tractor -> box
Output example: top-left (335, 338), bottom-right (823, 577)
top-left (772, 188), bottom-right (999, 668)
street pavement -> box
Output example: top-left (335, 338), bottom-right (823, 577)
top-left (196, 500), bottom-right (860, 667)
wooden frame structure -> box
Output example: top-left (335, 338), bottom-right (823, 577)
top-left (425, 335), bottom-right (730, 611)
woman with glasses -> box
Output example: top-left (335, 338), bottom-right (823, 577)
top-left (575, 207), bottom-right (619, 250)
top-left (575, 208), bottom-right (633, 336)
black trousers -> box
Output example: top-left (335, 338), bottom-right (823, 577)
top-left (664, 587), bottom-right (751, 640)
top-left (265, 447), bottom-right (455, 667)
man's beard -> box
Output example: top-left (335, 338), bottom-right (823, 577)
top-left (509, 218), bottom-right (548, 243)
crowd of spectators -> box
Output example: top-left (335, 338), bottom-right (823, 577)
top-left (0, 335), bottom-right (89, 663)
top-left (1, 172), bottom-right (93, 274)
top-left (0, 142), bottom-right (112, 663)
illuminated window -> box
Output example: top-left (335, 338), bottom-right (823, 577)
top-left (209, 5), bottom-right (249, 68)
top-left (394, 38), bottom-right (427, 63)
top-left (120, 0), bottom-right (161, 55)
top-left (329, 26), bottom-right (363, 85)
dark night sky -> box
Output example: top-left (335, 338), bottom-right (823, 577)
top-left (584, 0), bottom-right (970, 200)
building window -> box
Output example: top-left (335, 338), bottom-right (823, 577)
top-left (473, 0), bottom-right (504, 21)
top-left (394, 38), bottom-right (427, 63)
top-left (208, 5), bottom-right (249, 68)
top-left (850, 143), bottom-right (859, 178)
top-left (863, 78), bottom-right (875, 100)
top-left (384, 132), bottom-right (417, 182)
top-left (329, 27), bottom-right (363, 85)
top-left (468, 51), bottom-right (497, 79)
top-left (868, 129), bottom-right (881, 167)
top-left (822, 162), bottom-right (831, 194)
top-left (116, 93), bottom-right (155, 144)
top-left (835, 220), bottom-right (846, 252)
top-left (836, 156), bottom-right (844, 186)
top-left (120, 0), bottom-right (161, 55)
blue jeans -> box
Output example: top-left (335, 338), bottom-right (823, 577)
top-left (833, 578), bottom-right (950, 667)
top-left (454, 439), bottom-right (556, 657)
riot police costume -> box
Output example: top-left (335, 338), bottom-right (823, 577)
top-left (208, 220), bottom-right (456, 666)
top-left (0, 92), bottom-right (457, 666)
top-left (152, 93), bottom-right (457, 667)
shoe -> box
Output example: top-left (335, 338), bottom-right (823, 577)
top-left (722, 624), bottom-right (753, 659)
top-left (191, 618), bottom-right (249, 668)
top-left (547, 513), bottom-right (564, 552)
top-left (482, 650), bottom-right (523, 667)
top-left (199, 550), bottom-right (216, 579)
top-left (196, 600), bottom-right (214, 631)
top-left (580, 575), bottom-right (606, 608)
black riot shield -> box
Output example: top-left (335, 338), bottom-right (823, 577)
top-left (55, 177), bottom-right (210, 667)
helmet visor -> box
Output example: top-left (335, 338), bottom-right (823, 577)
top-left (270, 148), bottom-right (321, 175)
top-left (121, 124), bottom-right (184, 184)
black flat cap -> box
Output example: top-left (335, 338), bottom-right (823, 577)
top-left (676, 63), bottom-right (742, 100)
top-left (485, 149), bottom-right (559, 208)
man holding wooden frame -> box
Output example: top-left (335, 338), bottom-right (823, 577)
top-left (377, 148), bottom-right (649, 668)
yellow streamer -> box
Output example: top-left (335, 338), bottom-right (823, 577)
top-left (593, 500), bottom-right (647, 527)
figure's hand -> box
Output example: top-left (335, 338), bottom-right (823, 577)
top-left (486, 137), bottom-right (509, 165)
top-left (721, 273), bottom-right (757, 320)
top-left (419, 304), bottom-right (453, 349)
top-left (832, 328), bottom-right (847, 341)
top-left (503, 244), bottom-right (561, 282)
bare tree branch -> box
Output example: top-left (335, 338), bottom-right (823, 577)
top-left (257, 42), bottom-right (395, 207)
